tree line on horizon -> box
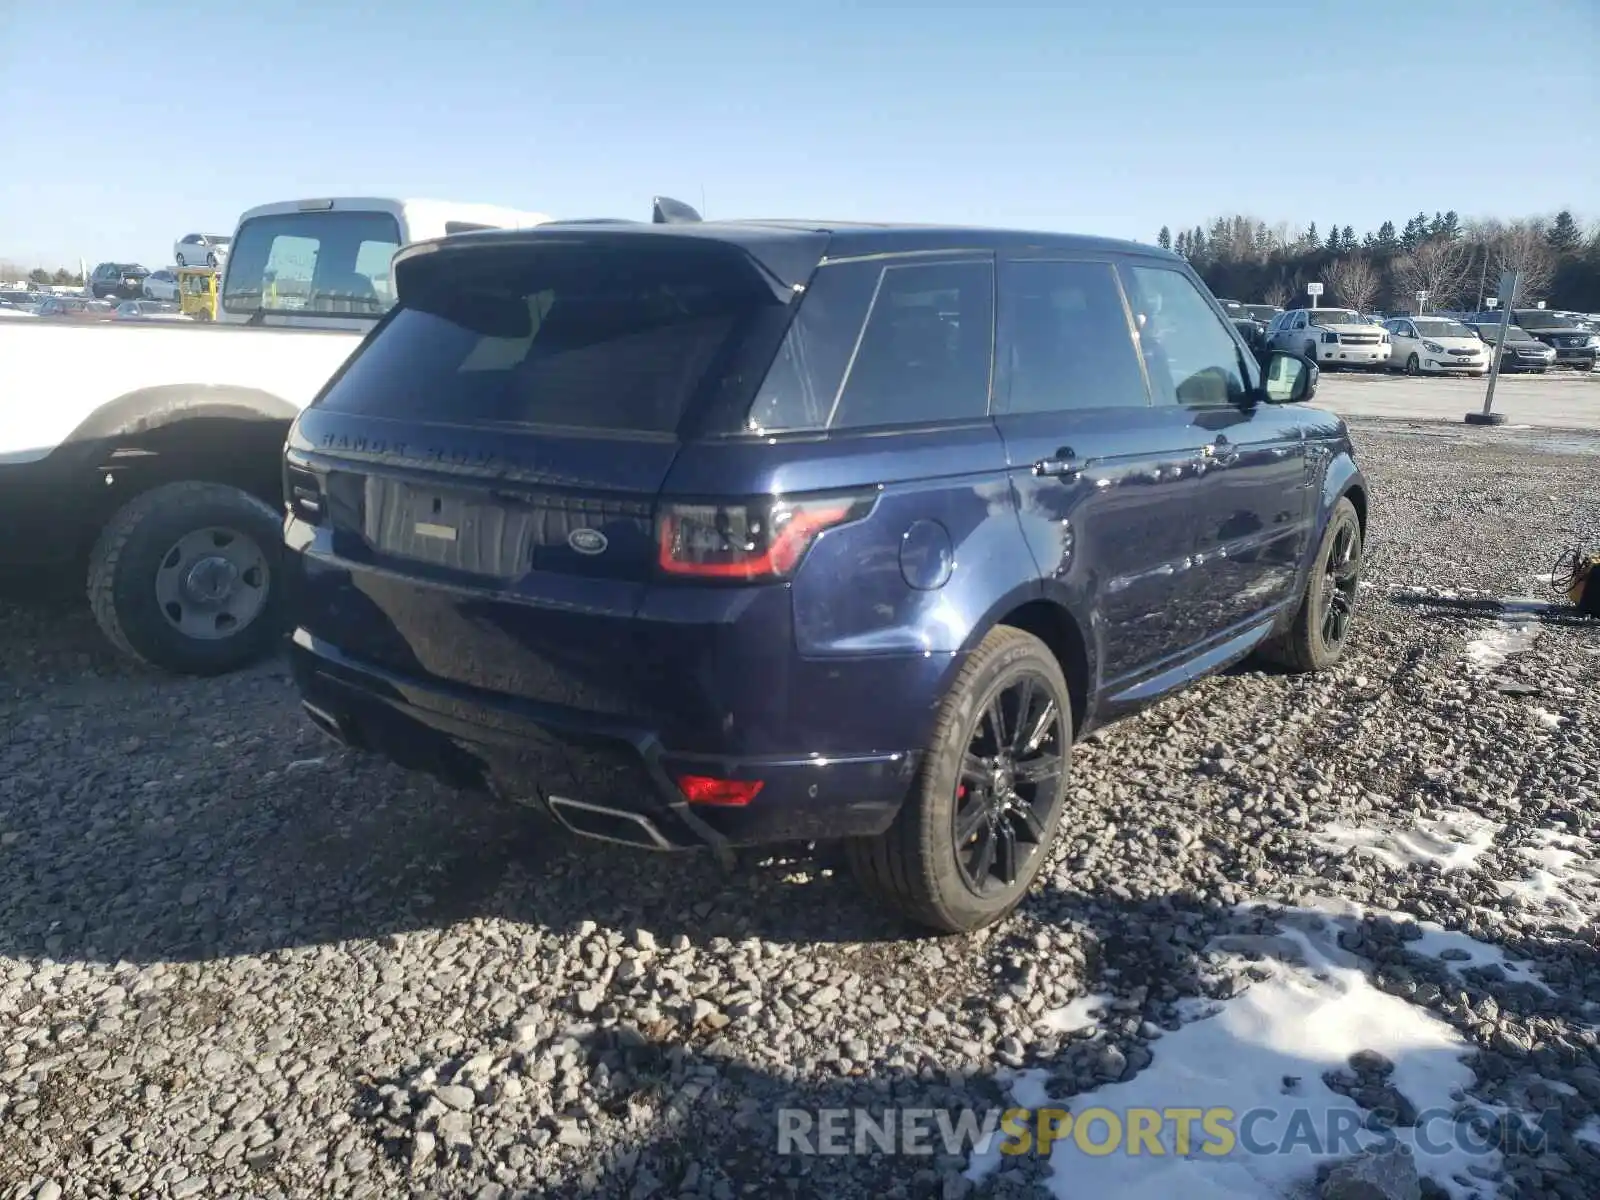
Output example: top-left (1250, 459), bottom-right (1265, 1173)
top-left (1156, 210), bottom-right (1599, 316)
top-left (0, 265), bottom-right (87, 286)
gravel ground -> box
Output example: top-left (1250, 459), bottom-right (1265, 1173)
top-left (1, 421), bottom-right (1597, 1200)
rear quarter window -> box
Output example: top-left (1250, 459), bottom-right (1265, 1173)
top-left (747, 258), bottom-right (994, 433)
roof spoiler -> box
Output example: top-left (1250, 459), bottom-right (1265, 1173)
top-left (652, 196), bottom-right (702, 225)
top-left (537, 197), bottom-right (703, 227)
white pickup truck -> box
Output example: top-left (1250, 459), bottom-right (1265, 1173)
top-left (1, 197), bottom-right (553, 674)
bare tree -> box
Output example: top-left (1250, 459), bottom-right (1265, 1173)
top-left (1390, 238), bottom-right (1475, 311)
top-left (1320, 256), bottom-right (1381, 314)
top-left (1490, 220), bottom-right (1556, 304)
top-left (1263, 278), bottom-right (1290, 308)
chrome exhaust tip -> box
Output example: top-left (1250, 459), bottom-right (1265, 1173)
top-left (301, 701), bottom-right (350, 745)
top-left (546, 795), bottom-right (681, 850)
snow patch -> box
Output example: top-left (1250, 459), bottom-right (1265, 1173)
top-left (972, 901), bottom-right (1512, 1200)
top-left (1576, 1116), bottom-right (1600, 1148)
top-left (1040, 993), bottom-right (1112, 1036)
top-left (1317, 810), bottom-right (1499, 873)
top-left (1463, 623), bottom-right (1538, 672)
top-left (1496, 827), bottom-right (1600, 925)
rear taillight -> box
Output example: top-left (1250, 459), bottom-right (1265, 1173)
top-left (656, 490), bottom-right (876, 581)
top-left (675, 775), bottom-right (764, 807)
top-left (284, 463), bottom-right (324, 523)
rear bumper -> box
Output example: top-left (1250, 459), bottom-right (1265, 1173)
top-left (290, 629), bottom-right (919, 850)
top-left (1552, 348), bottom-right (1597, 368)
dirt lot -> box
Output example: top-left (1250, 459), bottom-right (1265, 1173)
top-left (1, 421), bottom-right (1598, 1200)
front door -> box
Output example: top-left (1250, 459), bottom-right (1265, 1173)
top-left (992, 256), bottom-right (1210, 688)
top-left (1119, 262), bottom-right (1311, 644)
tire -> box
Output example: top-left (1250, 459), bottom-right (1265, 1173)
top-left (175, 252), bottom-right (186, 267)
top-left (206, 252), bottom-right (218, 267)
top-left (1405, 354), bottom-right (1420, 376)
top-left (1257, 497), bottom-right (1362, 674)
top-left (88, 481), bottom-right (285, 676)
top-left (846, 626), bottom-right (1072, 934)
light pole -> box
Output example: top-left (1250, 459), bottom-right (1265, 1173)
top-left (1466, 270), bottom-right (1519, 427)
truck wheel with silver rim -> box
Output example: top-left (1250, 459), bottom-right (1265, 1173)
top-left (88, 482), bottom-right (284, 675)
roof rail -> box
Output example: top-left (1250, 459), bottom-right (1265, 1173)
top-left (652, 196), bottom-right (702, 225)
top-left (541, 218), bottom-right (639, 225)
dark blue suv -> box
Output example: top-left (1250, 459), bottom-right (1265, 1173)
top-left (283, 208), bottom-right (1367, 933)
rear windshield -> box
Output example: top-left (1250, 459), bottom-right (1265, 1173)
top-left (1414, 319), bottom-right (1473, 338)
top-left (223, 210), bottom-right (402, 318)
top-left (1512, 311), bottom-right (1563, 329)
top-left (316, 242), bottom-right (785, 434)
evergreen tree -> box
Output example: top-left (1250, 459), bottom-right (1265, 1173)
top-left (1342, 225), bottom-right (1356, 251)
top-left (1305, 221), bottom-right (1319, 249)
top-left (1325, 224), bottom-right (1342, 253)
top-left (1375, 221), bottom-right (1399, 251)
top-left (1157, 225), bottom-right (1173, 251)
top-left (1548, 211), bottom-right (1581, 253)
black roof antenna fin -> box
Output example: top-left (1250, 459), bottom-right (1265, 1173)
top-left (652, 196), bottom-right (703, 225)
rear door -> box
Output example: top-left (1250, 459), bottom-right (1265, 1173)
top-left (1120, 262), bottom-right (1310, 642)
top-left (992, 255), bottom-right (1208, 688)
top-left (286, 233), bottom-right (818, 705)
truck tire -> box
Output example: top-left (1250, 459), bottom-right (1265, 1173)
top-left (88, 481), bottom-right (284, 676)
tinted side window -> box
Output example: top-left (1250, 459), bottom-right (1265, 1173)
top-left (1000, 260), bottom-right (1149, 412)
top-left (746, 259), bottom-right (993, 432)
top-left (1123, 265), bottom-right (1249, 407)
top-left (832, 260), bottom-right (993, 428)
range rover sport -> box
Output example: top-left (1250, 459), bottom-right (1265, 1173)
top-left (283, 209), bottom-right (1367, 933)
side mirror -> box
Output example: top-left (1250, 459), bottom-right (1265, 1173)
top-left (1264, 351), bottom-right (1316, 404)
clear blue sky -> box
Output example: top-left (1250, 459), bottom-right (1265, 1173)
top-left (2, 0), bottom-right (1595, 269)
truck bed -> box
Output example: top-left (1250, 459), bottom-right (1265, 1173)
top-left (2, 319), bottom-right (364, 466)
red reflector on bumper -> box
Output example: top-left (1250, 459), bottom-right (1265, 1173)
top-left (675, 775), bottom-right (763, 807)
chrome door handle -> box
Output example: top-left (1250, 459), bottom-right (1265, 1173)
top-left (1033, 449), bottom-right (1082, 478)
top-left (1209, 438), bottom-right (1241, 466)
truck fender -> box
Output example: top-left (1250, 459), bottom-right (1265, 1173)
top-left (64, 384), bottom-right (301, 447)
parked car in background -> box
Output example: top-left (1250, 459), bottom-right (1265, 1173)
top-left (283, 213), bottom-right (1366, 933)
top-left (174, 233), bottom-right (231, 268)
top-left (141, 269), bottom-right (180, 301)
top-left (0, 300), bottom-right (36, 318)
top-left (1474, 309), bottom-right (1599, 370)
top-left (1265, 308), bottom-right (1390, 369)
top-left (113, 300), bottom-right (190, 322)
top-left (1381, 316), bottom-right (1490, 376)
top-left (89, 262), bottom-right (151, 300)
top-left (1463, 321), bottom-right (1557, 372)
top-left (34, 296), bottom-right (116, 321)
top-left (1241, 304), bottom-right (1282, 325)
top-left (0, 288), bottom-right (38, 308)
top-left (1, 193), bottom-right (557, 677)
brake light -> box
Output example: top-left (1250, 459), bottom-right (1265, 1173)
top-left (675, 775), bottom-right (764, 807)
top-left (656, 490), bottom-right (876, 581)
